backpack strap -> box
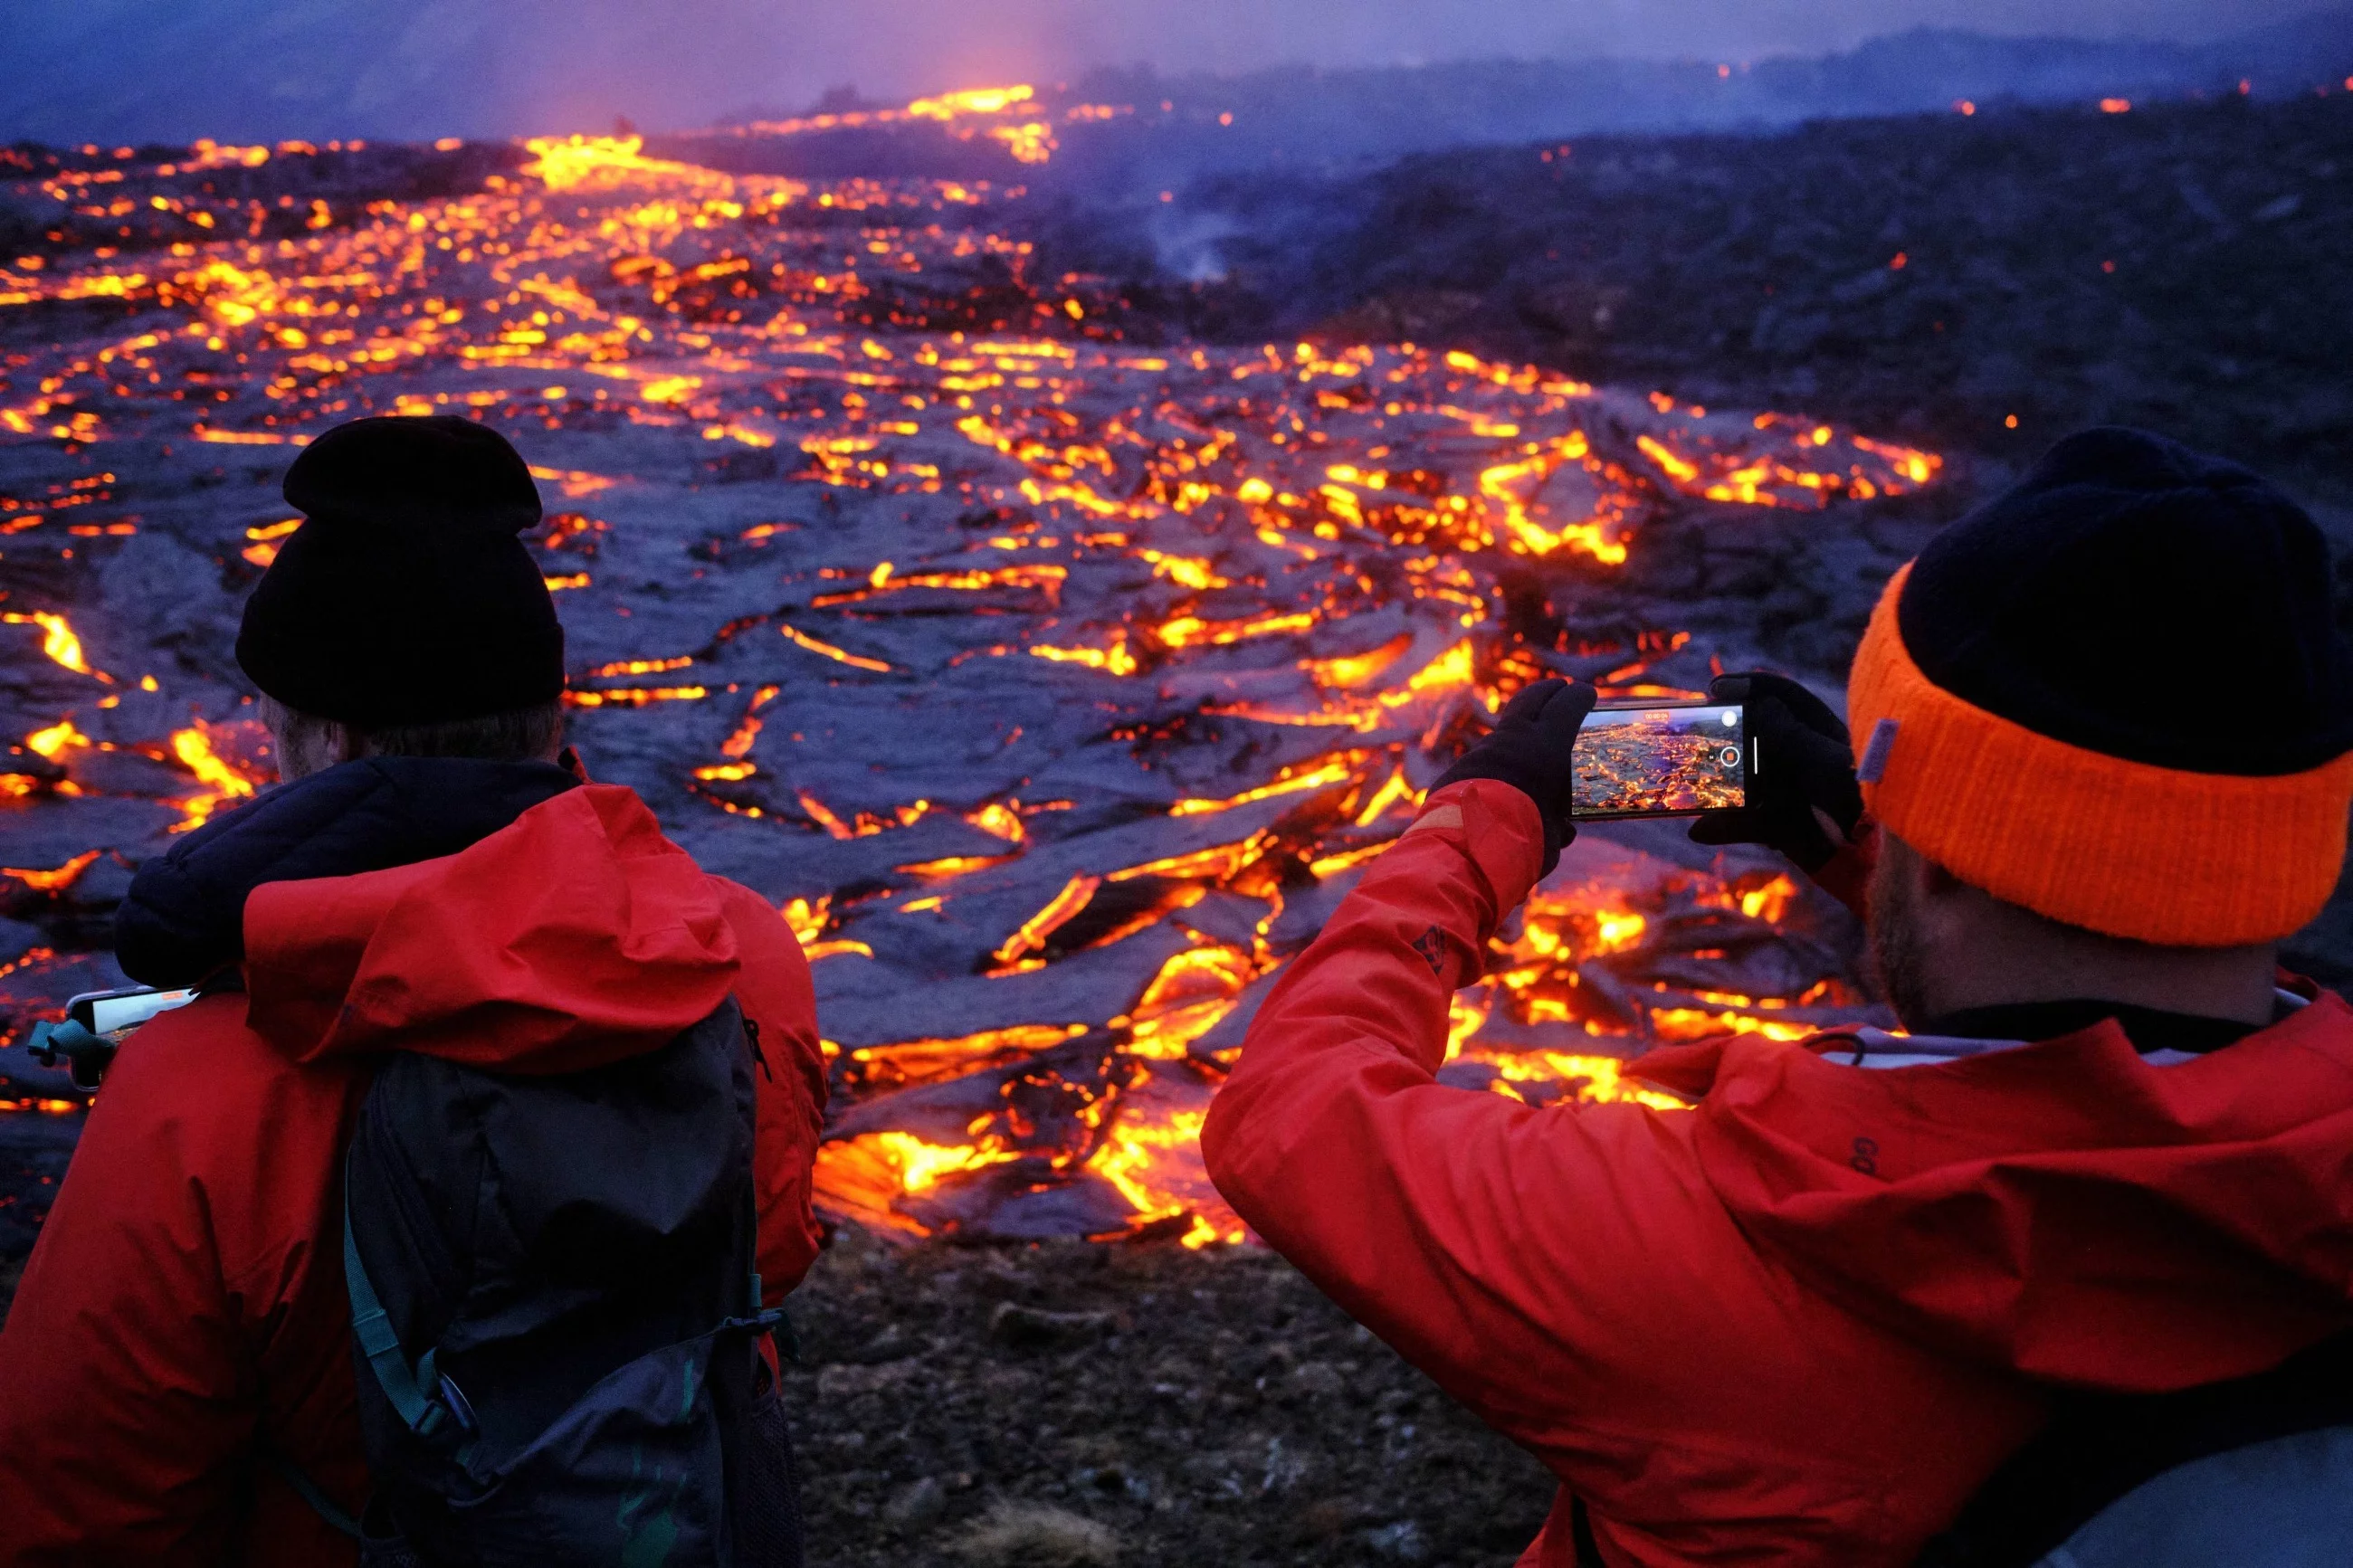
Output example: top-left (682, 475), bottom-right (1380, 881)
top-left (344, 1180), bottom-right (438, 1433)
top-left (262, 1149), bottom-right (459, 1544)
top-left (730, 1012), bottom-right (801, 1364)
top-left (738, 1171), bottom-right (765, 1318)
top-left (342, 1164), bottom-right (477, 1456)
top-left (731, 1167), bottom-right (799, 1361)
top-left (1917, 1330), bottom-right (2353, 1567)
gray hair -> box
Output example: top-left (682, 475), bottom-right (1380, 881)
top-left (258, 694), bottom-right (565, 777)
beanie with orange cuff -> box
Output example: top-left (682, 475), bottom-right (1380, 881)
top-left (1846, 427), bottom-right (2353, 947)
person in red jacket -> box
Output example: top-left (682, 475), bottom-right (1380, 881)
top-left (0, 416), bottom-right (829, 1567)
top-left (1202, 428), bottom-right (2353, 1568)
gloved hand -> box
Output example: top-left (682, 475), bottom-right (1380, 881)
top-left (1432, 678), bottom-right (1596, 878)
top-left (1688, 670), bottom-right (1863, 871)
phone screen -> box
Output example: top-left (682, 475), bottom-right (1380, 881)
top-left (73, 986), bottom-right (196, 1037)
top-left (1572, 703), bottom-right (1748, 819)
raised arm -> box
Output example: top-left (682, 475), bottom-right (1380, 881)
top-left (1203, 684), bottom-right (1732, 1444)
top-left (1201, 771), bottom-right (1733, 1463)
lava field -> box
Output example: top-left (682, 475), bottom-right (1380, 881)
top-left (0, 104), bottom-right (1948, 1261)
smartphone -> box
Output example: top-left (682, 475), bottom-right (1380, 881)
top-left (69, 984), bottom-right (197, 1038)
top-left (1571, 701), bottom-right (1749, 819)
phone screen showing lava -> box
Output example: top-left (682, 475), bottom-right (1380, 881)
top-left (1572, 704), bottom-right (1747, 818)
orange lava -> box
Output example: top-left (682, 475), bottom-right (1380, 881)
top-left (0, 120), bottom-right (1930, 1246)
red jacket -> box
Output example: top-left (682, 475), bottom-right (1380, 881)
top-left (1201, 779), bottom-right (2353, 1567)
top-left (0, 784), bottom-right (828, 1568)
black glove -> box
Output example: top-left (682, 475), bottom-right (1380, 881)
top-left (1687, 671), bottom-right (1863, 871)
top-left (1432, 678), bottom-right (1596, 878)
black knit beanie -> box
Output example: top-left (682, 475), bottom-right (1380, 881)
top-left (1899, 426), bottom-right (2353, 774)
top-left (236, 416), bottom-right (565, 728)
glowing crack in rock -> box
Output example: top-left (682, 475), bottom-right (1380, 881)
top-left (0, 126), bottom-right (1929, 1239)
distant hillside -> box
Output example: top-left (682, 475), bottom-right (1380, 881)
top-left (5, 4), bottom-right (2348, 156)
top-left (1031, 91), bottom-right (2353, 506)
top-left (1037, 8), bottom-right (2353, 183)
top-left (668, 11), bottom-right (2353, 204)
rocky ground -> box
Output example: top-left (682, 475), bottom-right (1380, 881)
top-left (775, 1230), bottom-right (1554, 1567)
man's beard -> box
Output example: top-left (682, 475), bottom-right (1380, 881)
top-left (1867, 851), bottom-right (1937, 1031)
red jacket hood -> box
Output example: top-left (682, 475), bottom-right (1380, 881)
top-left (1635, 990), bottom-right (2353, 1393)
top-left (242, 784), bottom-right (744, 1074)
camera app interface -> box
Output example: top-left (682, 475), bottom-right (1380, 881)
top-left (1572, 705), bottom-right (1747, 817)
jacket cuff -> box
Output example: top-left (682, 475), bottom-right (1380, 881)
top-left (1807, 819), bottom-right (1878, 921)
top-left (1410, 778), bottom-right (1548, 923)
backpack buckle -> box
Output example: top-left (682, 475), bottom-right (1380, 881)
top-left (433, 1373), bottom-right (481, 1439)
top-left (410, 1349), bottom-right (480, 1443)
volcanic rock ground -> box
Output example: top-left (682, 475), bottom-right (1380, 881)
top-left (1131, 92), bottom-right (2353, 508)
top-left (775, 1230), bottom-right (1556, 1567)
top-left (2, 91), bottom-right (2348, 1567)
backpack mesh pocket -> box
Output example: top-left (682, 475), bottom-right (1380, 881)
top-left (733, 1358), bottom-right (805, 1568)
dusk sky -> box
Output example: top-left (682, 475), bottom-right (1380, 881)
top-left (815, 0), bottom-right (2323, 76)
top-left (5, 0), bottom-right (2338, 142)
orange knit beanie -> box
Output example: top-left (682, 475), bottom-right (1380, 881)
top-left (1846, 431), bottom-right (2353, 946)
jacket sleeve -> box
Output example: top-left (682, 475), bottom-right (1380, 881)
top-left (0, 1021), bottom-right (257, 1565)
top-left (719, 884), bottom-right (830, 1303)
top-left (1200, 780), bottom-right (1735, 1476)
top-left (1807, 818), bottom-right (1879, 921)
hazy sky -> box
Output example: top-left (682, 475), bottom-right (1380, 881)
top-left (833, 0), bottom-right (2321, 79)
top-left (495, 2), bottom-right (2335, 105)
top-left (5, 0), bottom-right (2337, 143)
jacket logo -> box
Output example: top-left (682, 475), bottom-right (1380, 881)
top-left (1409, 925), bottom-right (1448, 976)
top-left (1850, 1136), bottom-right (1881, 1176)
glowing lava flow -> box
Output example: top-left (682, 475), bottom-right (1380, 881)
top-left (0, 126), bottom-right (1929, 1242)
top-left (3, 611), bottom-right (100, 677)
top-left (167, 725), bottom-right (258, 830)
top-left (726, 81), bottom-right (1128, 166)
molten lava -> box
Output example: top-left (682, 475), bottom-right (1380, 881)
top-left (0, 119), bottom-right (1929, 1230)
